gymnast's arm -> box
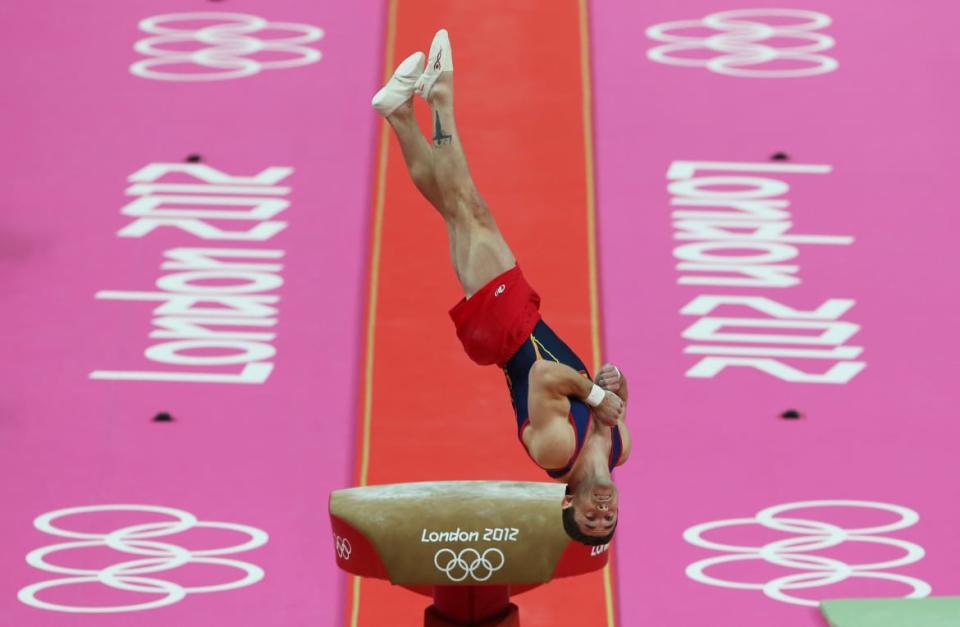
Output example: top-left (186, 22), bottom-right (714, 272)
top-left (528, 360), bottom-right (624, 426)
top-left (525, 361), bottom-right (622, 467)
top-left (595, 363), bottom-right (629, 419)
top-left (617, 373), bottom-right (628, 404)
top-left (595, 363), bottom-right (633, 463)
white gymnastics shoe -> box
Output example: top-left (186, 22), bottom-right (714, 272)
top-left (372, 51), bottom-right (425, 116)
top-left (415, 29), bottom-right (453, 100)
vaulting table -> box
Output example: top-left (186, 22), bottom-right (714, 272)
top-left (329, 481), bottom-right (611, 626)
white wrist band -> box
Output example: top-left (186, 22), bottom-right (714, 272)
top-left (585, 384), bottom-right (606, 407)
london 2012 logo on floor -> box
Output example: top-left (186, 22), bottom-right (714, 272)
top-left (130, 12), bottom-right (324, 81)
top-left (683, 500), bottom-right (930, 606)
top-left (18, 505), bottom-right (269, 613)
top-left (646, 9), bottom-right (838, 78)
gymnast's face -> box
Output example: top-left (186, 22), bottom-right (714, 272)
top-left (566, 482), bottom-right (619, 537)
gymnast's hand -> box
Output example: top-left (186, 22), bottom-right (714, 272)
top-left (592, 390), bottom-right (624, 427)
top-left (595, 363), bottom-right (622, 393)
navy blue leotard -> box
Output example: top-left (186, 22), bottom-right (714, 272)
top-left (503, 319), bottom-right (623, 478)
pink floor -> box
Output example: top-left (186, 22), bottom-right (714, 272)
top-left (1, 2), bottom-right (381, 624)
top-left (3, 2), bottom-right (958, 626)
top-left (592, 1), bottom-right (960, 625)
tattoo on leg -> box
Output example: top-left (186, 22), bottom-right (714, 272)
top-left (432, 110), bottom-right (452, 145)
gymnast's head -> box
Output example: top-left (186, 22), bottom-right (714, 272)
top-left (561, 479), bottom-right (617, 545)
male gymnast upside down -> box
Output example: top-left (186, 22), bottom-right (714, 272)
top-left (372, 29), bottom-right (632, 545)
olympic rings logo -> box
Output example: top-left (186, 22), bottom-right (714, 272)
top-left (335, 536), bottom-right (352, 560)
top-left (434, 548), bottom-right (505, 582)
top-left (646, 9), bottom-right (838, 78)
top-left (17, 504), bottom-right (269, 613)
top-left (130, 12), bottom-right (324, 81)
top-left (683, 500), bottom-right (931, 607)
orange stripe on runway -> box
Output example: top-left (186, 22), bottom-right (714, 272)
top-left (352, 1), bottom-right (612, 624)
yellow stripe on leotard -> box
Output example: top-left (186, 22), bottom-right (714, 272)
top-left (530, 334), bottom-right (560, 363)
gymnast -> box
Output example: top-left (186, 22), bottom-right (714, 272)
top-left (372, 29), bottom-right (632, 545)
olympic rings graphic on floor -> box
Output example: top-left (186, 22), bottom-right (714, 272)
top-left (335, 536), bottom-right (352, 560)
top-left (18, 504), bottom-right (269, 613)
top-left (683, 500), bottom-right (931, 607)
top-left (646, 9), bottom-right (838, 78)
top-left (434, 548), bottom-right (505, 582)
top-left (130, 12), bottom-right (324, 81)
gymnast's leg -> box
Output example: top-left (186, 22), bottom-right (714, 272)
top-left (379, 33), bottom-right (516, 297)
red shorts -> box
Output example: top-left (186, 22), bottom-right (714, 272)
top-left (449, 266), bottom-right (542, 367)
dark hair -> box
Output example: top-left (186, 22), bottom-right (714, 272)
top-left (562, 505), bottom-right (616, 546)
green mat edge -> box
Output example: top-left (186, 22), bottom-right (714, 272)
top-left (820, 597), bottom-right (960, 627)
